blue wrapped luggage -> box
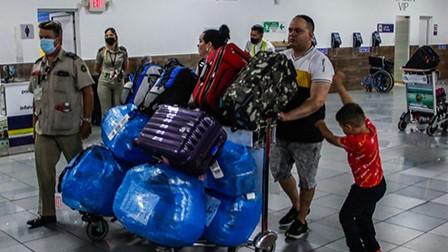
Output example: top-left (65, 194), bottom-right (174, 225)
top-left (113, 164), bottom-right (205, 247)
top-left (59, 145), bottom-right (126, 216)
top-left (101, 104), bottom-right (152, 165)
top-left (205, 141), bottom-right (257, 196)
top-left (203, 190), bottom-right (262, 246)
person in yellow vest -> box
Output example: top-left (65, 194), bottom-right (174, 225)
top-left (244, 24), bottom-right (275, 57)
top-left (27, 20), bottom-right (94, 228)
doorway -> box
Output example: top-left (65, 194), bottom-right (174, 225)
top-left (37, 9), bottom-right (79, 54)
top-left (394, 16), bottom-right (410, 83)
top-left (419, 16), bottom-right (432, 46)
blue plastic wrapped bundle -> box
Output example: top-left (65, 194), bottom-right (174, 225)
top-left (113, 164), bottom-right (206, 247)
top-left (60, 145), bottom-right (126, 216)
top-left (205, 141), bottom-right (257, 196)
top-left (101, 104), bottom-right (152, 165)
top-left (203, 190), bottom-right (262, 246)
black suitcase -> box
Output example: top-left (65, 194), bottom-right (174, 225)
top-left (135, 105), bottom-right (227, 176)
top-left (404, 46), bottom-right (440, 69)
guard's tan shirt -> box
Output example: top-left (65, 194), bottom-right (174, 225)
top-left (96, 46), bottom-right (128, 87)
top-left (28, 49), bottom-right (94, 136)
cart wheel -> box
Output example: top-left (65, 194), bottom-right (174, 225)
top-left (442, 122), bottom-right (448, 131)
top-left (426, 125), bottom-right (438, 136)
top-left (255, 243), bottom-right (275, 252)
top-left (253, 231), bottom-right (277, 252)
top-left (426, 116), bottom-right (439, 136)
top-left (398, 120), bottom-right (407, 131)
top-left (373, 70), bottom-right (394, 93)
top-left (86, 219), bottom-right (109, 241)
top-left (155, 247), bottom-right (175, 252)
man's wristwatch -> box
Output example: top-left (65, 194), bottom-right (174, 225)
top-left (81, 117), bottom-right (91, 124)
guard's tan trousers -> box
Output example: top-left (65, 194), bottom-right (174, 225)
top-left (34, 133), bottom-right (82, 216)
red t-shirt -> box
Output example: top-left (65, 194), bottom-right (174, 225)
top-left (340, 118), bottom-right (384, 188)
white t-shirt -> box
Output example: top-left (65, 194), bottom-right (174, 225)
top-left (244, 39), bottom-right (275, 57)
top-left (281, 46), bottom-right (334, 88)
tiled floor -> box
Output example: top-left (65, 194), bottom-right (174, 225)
top-left (1, 85), bottom-right (448, 251)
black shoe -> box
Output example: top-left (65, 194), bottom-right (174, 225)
top-left (279, 207), bottom-right (299, 228)
top-left (26, 215), bottom-right (57, 229)
top-left (285, 219), bottom-right (308, 239)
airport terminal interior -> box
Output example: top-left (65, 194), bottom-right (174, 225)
top-left (1, 0), bottom-right (448, 252)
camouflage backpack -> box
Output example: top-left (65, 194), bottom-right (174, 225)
top-left (221, 51), bottom-right (299, 131)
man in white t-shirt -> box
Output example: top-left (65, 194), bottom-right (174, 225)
top-left (244, 24), bottom-right (275, 57)
top-left (270, 15), bottom-right (334, 239)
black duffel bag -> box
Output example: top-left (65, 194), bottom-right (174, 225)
top-left (404, 46), bottom-right (440, 70)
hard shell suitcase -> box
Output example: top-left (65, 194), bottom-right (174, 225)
top-left (192, 43), bottom-right (250, 115)
top-left (135, 105), bottom-right (227, 175)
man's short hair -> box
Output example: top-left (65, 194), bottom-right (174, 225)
top-left (251, 24), bottom-right (264, 34)
top-left (336, 103), bottom-right (365, 127)
top-left (294, 15), bottom-right (315, 32)
top-left (39, 20), bottom-right (63, 37)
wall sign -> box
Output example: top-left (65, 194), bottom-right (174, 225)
top-left (433, 24), bottom-right (438, 36)
top-left (397, 0), bottom-right (415, 11)
top-left (359, 47), bottom-right (371, 53)
top-left (263, 21), bottom-right (287, 33)
top-left (20, 24), bottom-right (34, 39)
top-left (377, 24), bottom-right (394, 33)
top-left (317, 48), bottom-right (329, 55)
top-left (89, 0), bottom-right (106, 12)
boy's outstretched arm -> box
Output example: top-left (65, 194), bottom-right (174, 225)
top-left (315, 120), bottom-right (344, 148)
top-left (333, 71), bottom-right (354, 105)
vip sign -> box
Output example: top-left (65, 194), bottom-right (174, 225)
top-left (397, 0), bottom-right (415, 11)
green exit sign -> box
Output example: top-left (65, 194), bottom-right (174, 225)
top-left (263, 21), bottom-right (287, 33)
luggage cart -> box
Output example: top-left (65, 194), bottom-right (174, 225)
top-left (398, 68), bottom-right (448, 135)
top-left (155, 121), bottom-right (277, 252)
top-left (56, 147), bottom-right (117, 242)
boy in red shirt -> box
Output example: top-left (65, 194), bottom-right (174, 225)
top-left (315, 72), bottom-right (386, 252)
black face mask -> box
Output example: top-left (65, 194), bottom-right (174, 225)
top-left (251, 38), bottom-right (261, 44)
top-left (105, 37), bottom-right (116, 46)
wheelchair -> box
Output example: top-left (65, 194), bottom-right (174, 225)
top-left (362, 56), bottom-right (394, 93)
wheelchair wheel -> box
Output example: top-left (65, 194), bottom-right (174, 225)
top-left (373, 70), bottom-right (394, 93)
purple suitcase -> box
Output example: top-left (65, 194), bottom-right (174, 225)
top-left (135, 105), bottom-right (227, 175)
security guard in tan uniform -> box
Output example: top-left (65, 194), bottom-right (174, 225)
top-left (27, 20), bottom-right (94, 229)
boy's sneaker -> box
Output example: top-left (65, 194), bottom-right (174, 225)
top-left (279, 207), bottom-right (298, 228)
top-left (285, 219), bottom-right (309, 239)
